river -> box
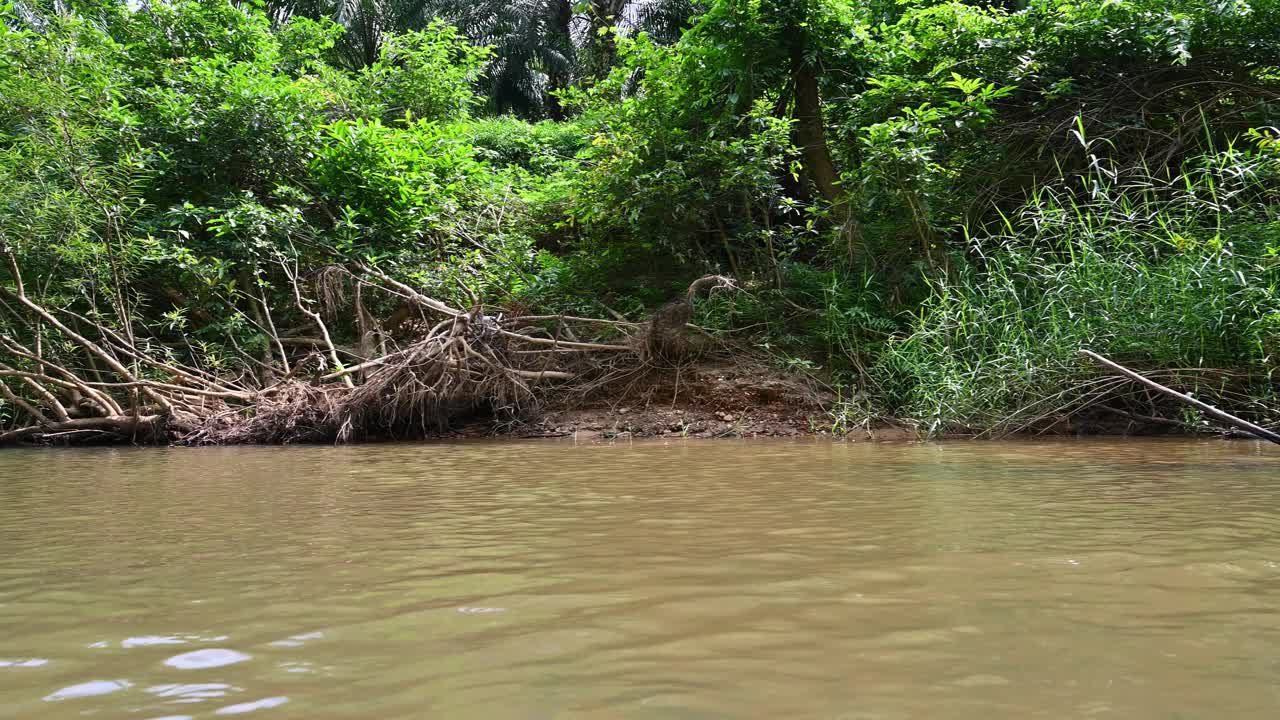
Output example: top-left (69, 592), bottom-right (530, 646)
top-left (1, 439), bottom-right (1278, 719)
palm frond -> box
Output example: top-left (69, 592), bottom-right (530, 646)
top-left (629, 0), bottom-right (701, 43)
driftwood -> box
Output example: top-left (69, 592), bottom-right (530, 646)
top-left (645, 275), bottom-right (736, 360)
top-left (1081, 349), bottom-right (1280, 445)
top-left (0, 262), bottom-right (733, 446)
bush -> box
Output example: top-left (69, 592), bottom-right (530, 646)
top-left (878, 142), bottom-right (1280, 433)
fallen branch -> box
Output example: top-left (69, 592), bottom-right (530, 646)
top-left (284, 259), bottom-right (353, 389)
top-left (0, 414), bottom-right (166, 444)
top-left (496, 329), bottom-right (631, 352)
top-left (1, 335), bottom-right (124, 415)
top-left (1, 361), bottom-right (68, 421)
top-left (1081, 349), bottom-right (1280, 445)
top-left (0, 284), bottom-right (173, 413)
top-left (0, 262), bottom-right (733, 445)
top-left (505, 314), bottom-right (641, 327)
top-left (1097, 404), bottom-right (1195, 430)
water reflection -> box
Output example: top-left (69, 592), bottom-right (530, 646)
top-left (215, 696), bottom-right (290, 715)
top-left (164, 649), bottom-right (253, 670)
top-left (44, 679), bottom-right (132, 701)
top-left (124, 635), bottom-right (187, 648)
top-left (1, 439), bottom-right (1278, 719)
top-left (148, 683), bottom-right (238, 702)
top-left (268, 631), bottom-right (324, 648)
top-left (0, 658), bottom-right (48, 668)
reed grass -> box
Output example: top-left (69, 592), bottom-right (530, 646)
top-left (872, 135), bottom-right (1280, 435)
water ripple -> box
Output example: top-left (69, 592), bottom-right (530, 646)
top-left (124, 635), bottom-right (187, 649)
top-left (147, 683), bottom-right (238, 703)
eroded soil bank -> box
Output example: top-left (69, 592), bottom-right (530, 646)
top-left (447, 360), bottom-right (1221, 443)
top-left (516, 361), bottom-right (846, 440)
top-left (488, 360), bottom-right (1265, 444)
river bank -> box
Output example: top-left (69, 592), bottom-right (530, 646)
top-left (3, 352), bottom-right (1271, 446)
top-left (416, 359), bottom-right (1264, 444)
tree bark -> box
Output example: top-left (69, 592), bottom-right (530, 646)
top-left (589, 0), bottom-right (629, 79)
top-left (792, 61), bottom-right (842, 204)
top-left (788, 28), bottom-right (862, 260)
top-left (546, 0), bottom-right (575, 120)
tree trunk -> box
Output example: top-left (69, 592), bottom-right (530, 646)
top-left (792, 62), bottom-right (841, 204)
top-left (589, 0), bottom-right (629, 78)
top-left (546, 0), bottom-right (575, 120)
top-left (790, 43), bottom-right (862, 261)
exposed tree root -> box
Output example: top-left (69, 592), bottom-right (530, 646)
top-left (0, 260), bottom-right (735, 446)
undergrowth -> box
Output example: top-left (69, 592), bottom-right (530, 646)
top-left (869, 138), bottom-right (1280, 435)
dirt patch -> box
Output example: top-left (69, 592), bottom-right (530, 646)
top-left (430, 359), bottom-right (936, 442)
top-left (504, 361), bottom-right (840, 440)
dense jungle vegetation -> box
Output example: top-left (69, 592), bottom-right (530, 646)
top-left (1, 0), bottom-right (1278, 443)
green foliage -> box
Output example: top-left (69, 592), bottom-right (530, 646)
top-left (564, 32), bottom-right (800, 275)
top-left (355, 22), bottom-right (489, 124)
top-left (267, 1), bottom-right (703, 117)
top-left (878, 144), bottom-right (1280, 433)
top-left (828, 0), bottom-right (1280, 258)
top-left (0, 0), bottom-right (530, 377)
top-left (139, 52), bottom-right (331, 202)
top-left (311, 118), bottom-right (496, 254)
top-left (274, 15), bottom-right (346, 76)
top-left (463, 117), bottom-right (586, 173)
top-left (0, 9), bottom-right (147, 301)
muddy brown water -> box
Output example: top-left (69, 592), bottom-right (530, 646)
top-left (1, 439), bottom-right (1278, 719)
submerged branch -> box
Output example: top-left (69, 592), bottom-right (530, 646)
top-left (0, 414), bottom-right (166, 444)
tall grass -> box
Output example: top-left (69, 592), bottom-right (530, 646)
top-left (874, 138), bottom-right (1280, 435)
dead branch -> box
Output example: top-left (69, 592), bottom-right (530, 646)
top-left (1, 337), bottom-right (122, 415)
top-left (257, 283), bottom-right (291, 376)
top-left (0, 285), bottom-right (172, 413)
top-left (283, 257), bottom-right (353, 389)
top-left (0, 379), bottom-right (52, 425)
top-left (0, 414), bottom-right (166, 444)
top-left (497, 329), bottom-right (632, 352)
top-left (0, 361), bottom-right (69, 421)
top-left (53, 307), bottom-right (244, 394)
top-left (1081, 349), bottom-right (1280, 444)
top-left (0, 263), bottom-right (738, 446)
